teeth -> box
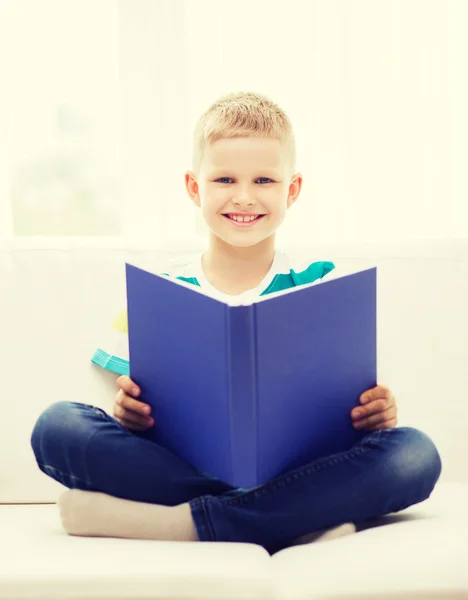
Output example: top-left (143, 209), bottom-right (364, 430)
top-left (229, 215), bottom-right (258, 222)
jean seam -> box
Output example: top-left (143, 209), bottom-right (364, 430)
top-left (191, 495), bottom-right (216, 541)
top-left (76, 403), bottom-right (109, 420)
top-left (219, 429), bottom-right (386, 507)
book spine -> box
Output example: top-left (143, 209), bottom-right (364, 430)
top-left (226, 304), bottom-right (258, 488)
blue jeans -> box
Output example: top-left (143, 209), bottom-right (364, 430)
top-left (30, 401), bottom-right (442, 555)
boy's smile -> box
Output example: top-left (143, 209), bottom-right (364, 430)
top-left (222, 212), bottom-right (267, 228)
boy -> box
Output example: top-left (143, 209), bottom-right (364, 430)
top-left (31, 92), bottom-right (442, 554)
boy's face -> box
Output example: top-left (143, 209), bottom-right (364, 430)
top-left (185, 137), bottom-right (302, 248)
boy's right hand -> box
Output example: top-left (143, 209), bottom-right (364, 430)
top-left (114, 376), bottom-right (154, 431)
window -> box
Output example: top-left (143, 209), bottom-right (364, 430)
top-left (0, 0), bottom-right (121, 238)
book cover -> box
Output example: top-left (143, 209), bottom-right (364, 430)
top-left (126, 262), bottom-right (376, 488)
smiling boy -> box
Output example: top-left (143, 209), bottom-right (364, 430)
top-left (31, 91), bottom-right (442, 554)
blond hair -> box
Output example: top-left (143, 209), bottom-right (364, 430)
top-left (192, 91), bottom-right (296, 176)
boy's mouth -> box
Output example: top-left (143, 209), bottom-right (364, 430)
top-left (222, 213), bottom-right (266, 228)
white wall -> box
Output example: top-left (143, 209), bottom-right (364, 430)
top-left (120, 0), bottom-right (468, 245)
top-left (1, 0), bottom-right (467, 245)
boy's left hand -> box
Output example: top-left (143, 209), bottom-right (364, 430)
top-left (351, 385), bottom-right (398, 431)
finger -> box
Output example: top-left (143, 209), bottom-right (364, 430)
top-left (113, 403), bottom-right (153, 428)
top-left (360, 417), bottom-right (398, 432)
top-left (360, 384), bottom-right (391, 405)
top-left (353, 406), bottom-right (397, 429)
top-left (352, 397), bottom-right (393, 421)
top-left (116, 375), bottom-right (140, 398)
top-left (115, 416), bottom-right (149, 432)
top-left (117, 390), bottom-right (151, 417)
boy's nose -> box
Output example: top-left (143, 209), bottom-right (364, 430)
top-left (233, 198), bottom-right (255, 208)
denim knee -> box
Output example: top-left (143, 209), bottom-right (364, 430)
top-left (390, 426), bottom-right (442, 499)
top-left (30, 401), bottom-right (96, 464)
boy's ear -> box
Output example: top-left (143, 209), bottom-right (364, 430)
top-left (287, 173), bottom-right (303, 209)
top-left (185, 171), bottom-right (201, 207)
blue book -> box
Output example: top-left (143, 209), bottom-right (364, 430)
top-left (126, 263), bottom-right (376, 488)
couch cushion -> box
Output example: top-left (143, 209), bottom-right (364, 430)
top-left (1, 239), bottom-right (468, 503)
top-left (272, 482), bottom-right (468, 599)
top-left (0, 483), bottom-right (466, 600)
top-left (0, 503), bottom-right (272, 599)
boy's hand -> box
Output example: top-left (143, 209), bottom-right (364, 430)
top-left (351, 384), bottom-right (397, 431)
top-left (113, 375), bottom-right (154, 431)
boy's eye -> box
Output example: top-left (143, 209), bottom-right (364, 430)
top-left (216, 177), bottom-right (272, 184)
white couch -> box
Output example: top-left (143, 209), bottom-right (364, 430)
top-left (0, 238), bottom-right (467, 600)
